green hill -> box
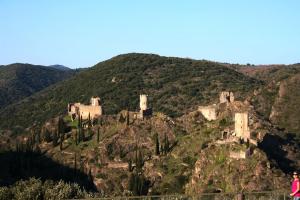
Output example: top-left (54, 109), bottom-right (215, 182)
top-left (0, 53), bottom-right (262, 133)
top-left (0, 63), bottom-right (75, 110)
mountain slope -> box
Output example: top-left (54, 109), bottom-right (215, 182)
top-left (0, 63), bottom-right (75, 110)
top-left (0, 53), bottom-right (262, 133)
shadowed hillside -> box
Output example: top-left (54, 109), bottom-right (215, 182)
top-left (0, 63), bottom-right (75, 110)
top-left (0, 150), bottom-right (95, 190)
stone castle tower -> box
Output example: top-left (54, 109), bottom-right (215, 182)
top-left (139, 94), bottom-right (152, 119)
top-left (140, 94), bottom-right (148, 111)
top-left (234, 112), bottom-right (250, 140)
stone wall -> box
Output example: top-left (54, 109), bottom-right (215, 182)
top-left (68, 97), bottom-right (102, 120)
top-left (78, 104), bottom-right (102, 120)
top-left (198, 105), bottom-right (217, 121)
top-left (229, 149), bottom-right (251, 159)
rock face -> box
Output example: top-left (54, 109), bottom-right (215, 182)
top-left (269, 74), bottom-right (300, 133)
top-left (186, 144), bottom-right (289, 194)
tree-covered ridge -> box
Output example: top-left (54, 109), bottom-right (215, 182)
top-left (0, 53), bottom-right (261, 133)
top-left (0, 63), bottom-right (75, 110)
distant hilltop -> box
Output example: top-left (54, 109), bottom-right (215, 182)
top-left (48, 64), bottom-right (72, 71)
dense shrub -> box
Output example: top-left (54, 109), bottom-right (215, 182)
top-left (0, 178), bottom-right (87, 200)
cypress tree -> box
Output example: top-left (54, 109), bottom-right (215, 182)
top-left (128, 173), bottom-right (135, 193)
top-left (79, 154), bottom-right (84, 173)
top-left (74, 153), bottom-right (77, 177)
top-left (36, 130), bottom-right (41, 144)
top-left (97, 127), bottom-right (100, 142)
top-left (136, 150), bottom-right (144, 173)
top-left (163, 133), bottom-right (169, 154)
top-left (58, 117), bottom-right (64, 134)
top-left (128, 159), bottom-right (133, 172)
top-left (165, 135), bottom-right (170, 153)
top-left (52, 129), bottom-right (58, 147)
top-left (75, 129), bottom-right (78, 145)
top-left (77, 114), bottom-right (81, 129)
top-left (81, 127), bottom-right (85, 141)
top-left (155, 133), bottom-right (160, 155)
top-left (78, 127), bottom-right (81, 143)
top-left (119, 113), bottom-right (125, 123)
top-left (126, 109), bottom-right (130, 126)
top-left (88, 112), bottom-right (92, 128)
top-left (161, 144), bottom-right (164, 155)
top-left (88, 168), bottom-right (93, 182)
top-left (60, 132), bottom-right (63, 151)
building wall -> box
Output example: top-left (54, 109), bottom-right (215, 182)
top-left (78, 105), bottom-right (102, 120)
top-left (68, 97), bottom-right (102, 120)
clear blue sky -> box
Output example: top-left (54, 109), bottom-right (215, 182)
top-left (0, 0), bottom-right (299, 68)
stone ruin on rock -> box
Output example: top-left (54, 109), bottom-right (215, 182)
top-left (198, 91), bottom-right (234, 121)
top-left (68, 96), bottom-right (102, 120)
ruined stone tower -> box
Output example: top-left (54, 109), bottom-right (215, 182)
top-left (220, 91), bottom-right (234, 104)
top-left (234, 112), bottom-right (250, 141)
top-left (90, 96), bottom-right (101, 106)
top-left (140, 94), bottom-right (148, 111)
top-left (139, 94), bottom-right (152, 119)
